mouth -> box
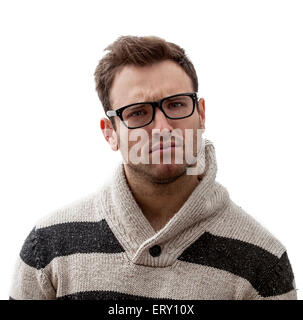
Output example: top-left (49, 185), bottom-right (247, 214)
top-left (149, 142), bottom-right (176, 153)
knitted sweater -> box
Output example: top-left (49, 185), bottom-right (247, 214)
top-left (9, 139), bottom-right (297, 300)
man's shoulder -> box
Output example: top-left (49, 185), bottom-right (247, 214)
top-left (179, 199), bottom-right (296, 299)
top-left (34, 183), bottom-right (111, 230)
top-left (20, 184), bottom-right (122, 270)
top-left (34, 191), bottom-right (100, 230)
top-left (208, 198), bottom-right (286, 258)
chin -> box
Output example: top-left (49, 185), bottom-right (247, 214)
top-left (151, 163), bottom-right (186, 182)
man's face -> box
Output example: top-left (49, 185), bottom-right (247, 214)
top-left (102, 59), bottom-right (205, 184)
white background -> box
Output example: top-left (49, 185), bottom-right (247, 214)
top-left (0, 0), bottom-right (302, 300)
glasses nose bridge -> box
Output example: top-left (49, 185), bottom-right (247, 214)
top-left (151, 100), bottom-right (166, 116)
top-left (150, 100), bottom-right (173, 130)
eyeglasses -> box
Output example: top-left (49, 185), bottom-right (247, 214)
top-left (106, 92), bottom-right (198, 129)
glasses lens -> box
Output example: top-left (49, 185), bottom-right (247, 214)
top-left (163, 95), bottom-right (194, 118)
top-left (122, 104), bottom-right (153, 128)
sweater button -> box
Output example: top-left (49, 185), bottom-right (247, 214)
top-left (149, 245), bottom-right (161, 257)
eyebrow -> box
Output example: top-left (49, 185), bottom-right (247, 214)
top-left (131, 94), bottom-right (163, 102)
top-left (131, 90), bottom-right (183, 103)
top-left (133, 88), bottom-right (188, 102)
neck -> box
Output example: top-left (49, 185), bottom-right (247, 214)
top-left (123, 164), bottom-right (201, 232)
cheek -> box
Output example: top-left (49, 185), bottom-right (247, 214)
top-left (175, 121), bottom-right (201, 147)
top-left (120, 129), bottom-right (150, 151)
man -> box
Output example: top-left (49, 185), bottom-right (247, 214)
top-left (9, 35), bottom-right (297, 300)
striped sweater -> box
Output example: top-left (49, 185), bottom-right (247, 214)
top-left (9, 139), bottom-right (297, 300)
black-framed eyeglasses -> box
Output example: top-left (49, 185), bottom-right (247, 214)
top-left (106, 92), bottom-right (198, 129)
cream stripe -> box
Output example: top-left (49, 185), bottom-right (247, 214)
top-left (35, 190), bottom-right (106, 229)
top-left (9, 256), bottom-right (56, 300)
top-left (46, 253), bottom-right (254, 300)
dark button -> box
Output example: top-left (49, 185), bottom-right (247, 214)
top-left (149, 245), bottom-right (161, 257)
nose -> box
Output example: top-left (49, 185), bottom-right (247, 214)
top-left (152, 107), bottom-right (174, 131)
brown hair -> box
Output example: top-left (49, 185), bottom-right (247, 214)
top-left (94, 35), bottom-right (199, 130)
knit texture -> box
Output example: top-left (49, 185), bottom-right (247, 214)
top-left (9, 138), bottom-right (298, 300)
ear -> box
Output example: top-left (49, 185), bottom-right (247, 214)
top-left (100, 118), bottom-right (119, 151)
top-left (197, 98), bottom-right (206, 132)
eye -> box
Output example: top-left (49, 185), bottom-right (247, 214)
top-left (168, 101), bottom-right (185, 108)
top-left (124, 108), bottom-right (148, 119)
top-left (173, 102), bottom-right (183, 107)
top-left (129, 110), bottom-right (146, 117)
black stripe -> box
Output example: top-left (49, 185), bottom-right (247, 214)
top-left (19, 227), bottom-right (39, 269)
top-left (57, 290), bottom-right (174, 300)
top-left (256, 251), bottom-right (295, 297)
top-left (20, 220), bottom-right (125, 269)
top-left (177, 232), bottom-right (295, 297)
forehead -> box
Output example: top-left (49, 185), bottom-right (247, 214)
top-left (110, 60), bottom-right (194, 109)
